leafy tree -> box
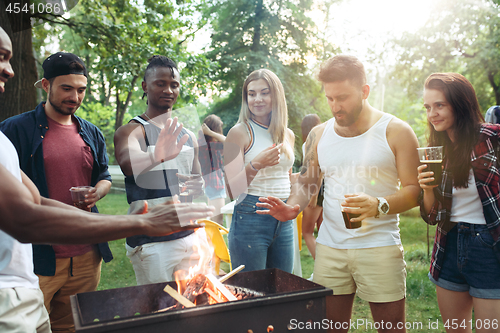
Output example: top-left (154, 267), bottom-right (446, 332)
top-left (32, 0), bottom-right (215, 131)
top-left (204, 0), bottom-right (336, 156)
top-left (78, 101), bottom-right (126, 164)
top-left (390, 0), bottom-right (500, 111)
top-left (0, 1), bottom-right (38, 121)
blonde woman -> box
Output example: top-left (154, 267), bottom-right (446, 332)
top-left (224, 69), bottom-right (295, 273)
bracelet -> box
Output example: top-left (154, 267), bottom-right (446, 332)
top-left (249, 161), bottom-right (259, 171)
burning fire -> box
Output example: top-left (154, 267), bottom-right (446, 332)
top-left (163, 227), bottom-right (246, 308)
top-left (160, 261), bottom-right (250, 312)
top-left (174, 227), bottom-right (215, 296)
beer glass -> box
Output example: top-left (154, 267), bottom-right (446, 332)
top-left (341, 207), bottom-right (362, 229)
top-left (417, 146), bottom-right (443, 186)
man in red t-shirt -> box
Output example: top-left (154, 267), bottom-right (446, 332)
top-left (0, 27), bottom-right (214, 333)
top-left (2, 52), bottom-right (113, 333)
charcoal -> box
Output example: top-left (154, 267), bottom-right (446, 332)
top-left (225, 285), bottom-right (264, 300)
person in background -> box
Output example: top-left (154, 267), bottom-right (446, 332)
top-left (198, 114), bottom-right (227, 225)
top-left (114, 55), bottom-right (210, 285)
top-left (224, 69), bottom-right (295, 273)
top-left (0, 51), bottom-right (113, 333)
top-left (484, 105), bottom-right (500, 124)
top-left (418, 73), bottom-right (500, 333)
top-left (300, 114), bottom-right (324, 260)
top-left (256, 55), bottom-right (420, 332)
top-left (0, 26), bottom-right (214, 333)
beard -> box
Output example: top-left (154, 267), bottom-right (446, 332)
top-left (48, 89), bottom-right (80, 116)
top-left (149, 100), bottom-right (173, 111)
top-left (335, 100), bottom-right (363, 127)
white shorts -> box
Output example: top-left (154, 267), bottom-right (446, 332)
top-left (126, 231), bottom-right (212, 285)
top-left (0, 287), bottom-right (51, 333)
top-left (313, 243), bottom-right (406, 303)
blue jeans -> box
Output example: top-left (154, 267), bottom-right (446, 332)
top-left (228, 194), bottom-right (294, 273)
top-left (429, 223), bottom-right (500, 299)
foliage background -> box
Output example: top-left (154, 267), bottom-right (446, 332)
top-left (2, 0), bottom-right (497, 157)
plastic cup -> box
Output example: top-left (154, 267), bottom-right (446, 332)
top-left (179, 192), bottom-right (193, 203)
top-left (178, 173), bottom-right (199, 203)
top-left (342, 207), bottom-right (361, 229)
top-left (70, 186), bottom-right (94, 211)
top-left (417, 146), bottom-right (443, 186)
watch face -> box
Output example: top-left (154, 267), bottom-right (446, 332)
top-left (381, 202), bottom-right (389, 213)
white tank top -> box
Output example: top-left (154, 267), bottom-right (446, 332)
top-left (317, 114), bottom-right (401, 249)
top-left (450, 169), bottom-right (486, 224)
top-left (0, 131), bottom-right (39, 290)
top-left (244, 120), bottom-right (294, 199)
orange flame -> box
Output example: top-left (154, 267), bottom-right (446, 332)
top-left (174, 228), bottom-right (214, 294)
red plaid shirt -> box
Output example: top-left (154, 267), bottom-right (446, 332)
top-left (420, 124), bottom-right (500, 280)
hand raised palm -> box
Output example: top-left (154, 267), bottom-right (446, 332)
top-left (154, 117), bottom-right (189, 162)
top-left (256, 196), bottom-right (300, 222)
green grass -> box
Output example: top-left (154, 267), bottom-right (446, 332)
top-left (96, 192), bottom-right (136, 290)
top-left (97, 194), bottom-right (445, 331)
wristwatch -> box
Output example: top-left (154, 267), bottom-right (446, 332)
top-left (375, 197), bottom-right (389, 218)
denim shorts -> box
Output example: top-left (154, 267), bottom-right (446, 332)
top-left (228, 194), bottom-right (294, 273)
top-left (429, 222), bottom-right (500, 299)
top-left (205, 185), bottom-right (227, 200)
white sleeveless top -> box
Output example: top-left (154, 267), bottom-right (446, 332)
top-left (0, 131), bottom-right (39, 289)
top-left (450, 169), bottom-right (486, 224)
top-left (317, 114), bottom-right (401, 249)
top-left (244, 120), bottom-right (294, 199)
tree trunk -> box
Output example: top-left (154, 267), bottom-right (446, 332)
top-left (251, 0), bottom-right (263, 53)
top-left (114, 76), bottom-right (138, 130)
top-left (105, 84), bottom-right (111, 106)
top-left (100, 70), bottom-right (107, 104)
top-left (85, 54), bottom-right (95, 103)
top-left (115, 90), bottom-right (121, 130)
top-left (488, 72), bottom-right (500, 105)
top-left (0, 2), bottom-right (38, 122)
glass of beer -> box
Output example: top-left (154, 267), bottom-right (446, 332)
top-left (342, 207), bottom-right (362, 229)
top-left (417, 146), bottom-right (443, 186)
top-left (69, 186), bottom-right (94, 212)
top-left (178, 174), bottom-right (193, 203)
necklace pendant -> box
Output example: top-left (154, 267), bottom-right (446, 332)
top-left (144, 113), bottom-right (164, 129)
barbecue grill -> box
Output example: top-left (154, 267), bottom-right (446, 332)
top-left (70, 268), bottom-right (333, 332)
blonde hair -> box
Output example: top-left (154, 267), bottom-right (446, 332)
top-left (238, 69), bottom-right (293, 159)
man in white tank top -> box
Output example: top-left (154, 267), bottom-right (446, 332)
top-left (258, 55), bottom-right (420, 332)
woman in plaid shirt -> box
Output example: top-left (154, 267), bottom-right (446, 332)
top-left (418, 73), bottom-right (500, 332)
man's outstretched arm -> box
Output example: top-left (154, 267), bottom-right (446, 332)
top-left (256, 124), bottom-right (326, 221)
top-left (0, 164), bottom-right (214, 244)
